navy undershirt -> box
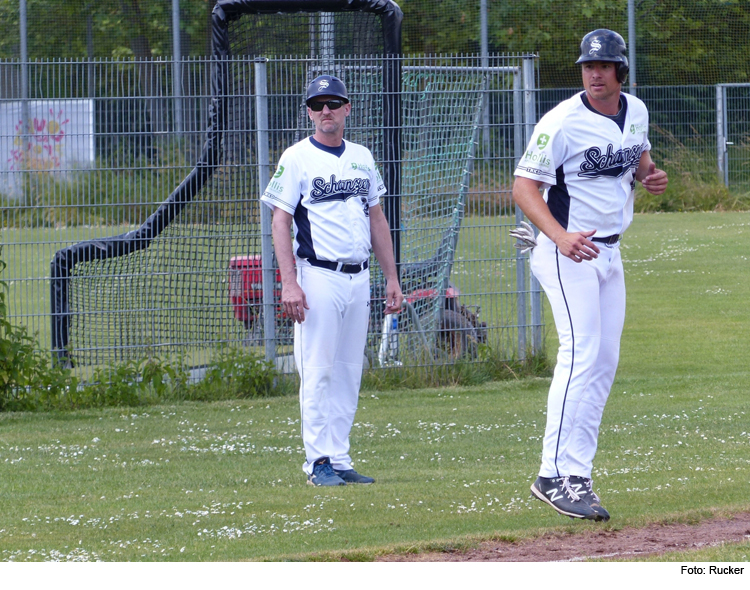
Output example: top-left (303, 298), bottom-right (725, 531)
top-left (310, 136), bottom-right (346, 158)
top-left (581, 93), bottom-right (627, 133)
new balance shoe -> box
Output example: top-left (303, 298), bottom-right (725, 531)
top-left (569, 475), bottom-right (610, 522)
top-left (530, 476), bottom-right (598, 520)
top-left (333, 468), bottom-right (375, 484)
top-left (307, 457), bottom-right (346, 486)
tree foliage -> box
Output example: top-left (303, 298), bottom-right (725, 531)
top-left (0, 0), bottom-right (749, 88)
top-left (636, 0), bottom-right (750, 85)
top-left (0, 0), bottom-right (212, 60)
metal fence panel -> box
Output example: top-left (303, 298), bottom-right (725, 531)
top-left (722, 84), bottom-right (750, 190)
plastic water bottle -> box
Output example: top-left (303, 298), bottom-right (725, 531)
top-left (378, 313), bottom-right (401, 366)
top-left (388, 314), bottom-right (399, 358)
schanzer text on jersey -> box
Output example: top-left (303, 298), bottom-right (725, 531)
top-left (514, 91), bottom-right (651, 236)
top-left (579, 143), bottom-right (644, 179)
top-left (310, 175), bottom-right (370, 203)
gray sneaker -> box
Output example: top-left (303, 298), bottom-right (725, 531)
top-left (530, 476), bottom-right (598, 520)
top-left (569, 475), bottom-right (610, 522)
top-left (333, 468), bottom-right (374, 484)
top-left (307, 457), bottom-right (346, 486)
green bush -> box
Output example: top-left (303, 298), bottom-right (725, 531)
top-left (77, 357), bottom-right (189, 409)
top-left (187, 346), bottom-right (279, 402)
top-left (31, 348), bottom-right (280, 411)
top-left (639, 134), bottom-right (750, 213)
top-left (0, 248), bottom-right (74, 411)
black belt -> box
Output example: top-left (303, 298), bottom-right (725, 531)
top-left (307, 258), bottom-right (369, 274)
top-left (591, 234), bottom-right (620, 245)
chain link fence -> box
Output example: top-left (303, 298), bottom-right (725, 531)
top-left (1, 53), bottom-right (545, 375)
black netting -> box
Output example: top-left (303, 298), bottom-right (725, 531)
top-left (227, 11), bottom-right (384, 57)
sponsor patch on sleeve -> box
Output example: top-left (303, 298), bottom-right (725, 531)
top-left (265, 179), bottom-right (285, 195)
top-left (521, 148), bottom-right (552, 171)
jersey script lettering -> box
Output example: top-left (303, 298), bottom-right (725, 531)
top-left (578, 143), bottom-right (645, 178)
top-left (310, 175), bottom-right (371, 203)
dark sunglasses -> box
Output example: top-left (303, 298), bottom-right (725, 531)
top-left (309, 99), bottom-right (346, 112)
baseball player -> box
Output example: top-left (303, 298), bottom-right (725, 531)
top-left (261, 75), bottom-right (403, 486)
top-left (512, 29), bottom-right (668, 520)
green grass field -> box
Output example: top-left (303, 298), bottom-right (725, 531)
top-left (1, 211), bottom-right (749, 561)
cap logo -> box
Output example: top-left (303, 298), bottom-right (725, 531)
top-left (319, 80), bottom-right (330, 90)
top-left (589, 39), bottom-right (602, 54)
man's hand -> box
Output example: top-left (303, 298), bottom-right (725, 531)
top-left (640, 162), bottom-right (668, 195)
top-left (281, 281), bottom-right (309, 323)
top-left (383, 278), bottom-right (404, 315)
top-left (554, 229), bottom-right (600, 263)
top-left (513, 177), bottom-right (596, 264)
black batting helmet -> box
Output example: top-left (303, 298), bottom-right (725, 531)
top-left (306, 75), bottom-right (349, 106)
top-left (576, 29), bottom-right (629, 83)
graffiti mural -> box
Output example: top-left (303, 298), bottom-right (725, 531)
top-left (1, 100), bottom-right (94, 198)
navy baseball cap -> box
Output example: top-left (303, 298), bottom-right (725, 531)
top-left (306, 75), bottom-right (349, 106)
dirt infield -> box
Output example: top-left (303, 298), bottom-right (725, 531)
top-left (378, 512), bottom-right (750, 562)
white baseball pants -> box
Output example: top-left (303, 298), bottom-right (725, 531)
top-left (530, 233), bottom-right (626, 479)
top-left (294, 262), bottom-right (370, 475)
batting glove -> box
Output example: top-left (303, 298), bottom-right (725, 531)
top-left (509, 221), bottom-right (538, 254)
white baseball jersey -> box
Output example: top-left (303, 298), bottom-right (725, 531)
top-left (261, 137), bottom-right (386, 264)
top-left (514, 91), bottom-right (651, 237)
